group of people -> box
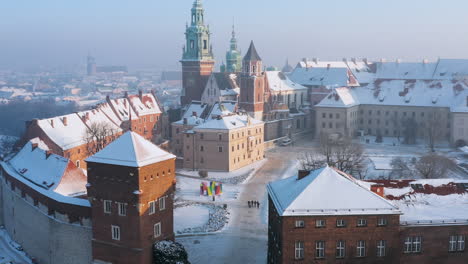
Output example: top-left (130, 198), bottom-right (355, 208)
top-left (248, 200), bottom-right (260, 208)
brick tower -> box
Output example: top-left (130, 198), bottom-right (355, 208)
top-left (180, 0), bottom-right (215, 107)
top-left (239, 41), bottom-right (265, 120)
top-left (86, 131), bottom-right (176, 264)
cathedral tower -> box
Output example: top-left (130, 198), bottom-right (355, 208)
top-left (239, 41), bottom-right (265, 120)
top-left (224, 25), bottom-right (242, 73)
top-left (86, 132), bottom-right (176, 264)
top-left (180, 0), bottom-right (215, 107)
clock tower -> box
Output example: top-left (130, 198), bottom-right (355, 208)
top-left (180, 0), bottom-right (215, 107)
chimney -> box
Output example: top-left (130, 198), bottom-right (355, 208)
top-left (31, 143), bottom-right (38, 151)
top-left (422, 58), bottom-right (429, 64)
top-left (50, 119), bottom-right (54, 128)
top-left (45, 150), bottom-right (52, 159)
top-left (62, 116), bottom-right (68, 126)
top-left (192, 111), bottom-right (197, 117)
top-left (327, 64), bottom-right (331, 70)
top-left (297, 170), bottom-right (310, 180)
top-left (312, 58), bottom-right (318, 64)
top-left (351, 58), bottom-right (356, 64)
top-left (396, 58), bottom-right (401, 64)
top-left (106, 95), bottom-right (110, 103)
top-left (370, 184), bottom-right (385, 197)
top-left (342, 58), bottom-right (347, 63)
top-left (123, 99), bottom-right (127, 107)
top-left (139, 89), bottom-right (143, 100)
top-left (380, 58), bottom-right (386, 63)
top-left (363, 58), bottom-right (368, 64)
top-left (183, 118), bottom-right (188, 125)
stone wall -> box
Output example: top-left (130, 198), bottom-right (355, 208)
top-left (0, 178), bottom-right (92, 264)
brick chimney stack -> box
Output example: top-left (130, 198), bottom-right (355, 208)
top-left (371, 185), bottom-right (385, 197)
top-left (139, 89), bottom-right (143, 100)
top-left (31, 143), bottom-right (38, 151)
top-left (50, 119), bottom-right (54, 128)
top-left (63, 116), bottom-right (68, 126)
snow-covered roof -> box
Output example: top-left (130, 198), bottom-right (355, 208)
top-left (195, 114), bottom-right (263, 131)
top-left (316, 79), bottom-right (468, 112)
top-left (360, 179), bottom-right (468, 226)
top-left (267, 166), bottom-right (401, 216)
top-left (174, 101), bottom-right (209, 125)
top-left (128, 93), bottom-right (162, 116)
top-left (266, 71), bottom-right (307, 92)
top-left (433, 59), bottom-right (468, 80)
top-left (78, 108), bottom-right (122, 133)
top-left (108, 97), bottom-right (138, 121)
top-left (375, 61), bottom-right (437, 80)
top-left (2, 141), bottom-right (88, 202)
top-left (289, 67), bottom-right (353, 87)
top-left (207, 101), bottom-right (237, 120)
top-left (86, 131), bottom-right (175, 167)
top-left (37, 113), bottom-right (89, 150)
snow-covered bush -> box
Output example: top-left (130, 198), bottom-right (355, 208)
top-left (153, 240), bottom-right (190, 264)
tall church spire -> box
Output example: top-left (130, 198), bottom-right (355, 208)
top-left (225, 22), bottom-right (242, 72)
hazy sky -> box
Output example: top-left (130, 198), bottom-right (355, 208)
top-left (2, 0), bottom-right (468, 71)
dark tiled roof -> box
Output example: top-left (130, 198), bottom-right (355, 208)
top-left (243, 41), bottom-right (262, 61)
top-left (213, 72), bottom-right (239, 90)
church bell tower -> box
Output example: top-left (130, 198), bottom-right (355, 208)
top-left (180, 0), bottom-right (215, 107)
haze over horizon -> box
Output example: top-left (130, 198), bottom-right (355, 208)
top-left (2, 0), bottom-right (468, 71)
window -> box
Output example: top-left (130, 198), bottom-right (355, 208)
top-left (104, 200), bottom-right (112, 214)
top-left (295, 220), bottom-right (305, 228)
top-left (200, 146), bottom-right (204, 152)
top-left (159, 197), bottom-right (166, 211)
top-left (316, 241), bottom-right (325, 259)
top-left (117, 202), bottom-right (127, 216)
top-left (336, 219), bottom-right (346, 227)
top-left (203, 40), bottom-right (207, 49)
top-left (322, 113), bottom-right (326, 118)
top-left (316, 219), bottom-right (326, 228)
top-left (218, 134), bottom-right (222, 141)
top-left (377, 240), bottom-right (386, 257)
top-left (377, 218), bottom-right (388, 226)
top-left (154, 222), bottom-right (161, 238)
top-left (200, 133), bottom-right (204, 139)
top-left (218, 146), bottom-right (223, 152)
top-left (449, 235), bottom-right (465, 252)
top-left (150, 115), bottom-right (154, 122)
top-left (357, 218), bottom-right (367, 227)
top-left (404, 236), bottom-right (422, 253)
top-left (76, 160), bottom-right (80, 168)
top-left (357, 240), bottom-right (366, 257)
top-left (336, 240), bottom-right (345, 258)
top-left (295, 241), bottom-right (304, 260)
top-left (111, 225), bottom-right (120, 240)
top-left (148, 201), bottom-right (156, 215)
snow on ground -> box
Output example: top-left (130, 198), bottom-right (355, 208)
top-left (394, 193), bottom-right (468, 225)
top-left (369, 156), bottom-right (393, 170)
top-left (176, 176), bottom-right (240, 203)
top-left (174, 205), bottom-right (210, 233)
top-left (177, 159), bottom-right (267, 185)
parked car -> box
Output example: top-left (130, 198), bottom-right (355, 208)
top-left (280, 137), bottom-right (292, 146)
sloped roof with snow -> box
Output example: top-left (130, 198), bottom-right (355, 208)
top-left (37, 113), bottom-right (89, 150)
top-left (78, 108), bottom-right (122, 132)
top-left (1, 141), bottom-right (88, 204)
top-left (108, 97), bottom-right (138, 121)
top-left (174, 101), bottom-right (208, 126)
top-left (433, 59), bottom-right (468, 80)
top-left (86, 131), bottom-right (175, 167)
top-left (316, 79), bottom-right (468, 112)
top-left (375, 61), bottom-right (437, 80)
top-left (194, 114), bottom-right (263, 131)
top-left (359, 179), bottom-right (468, 226)
top-left (267, 166), bottom-right (400, 216)
top-left (266, 71), bottom-right (307, 92)
top-left (207, 101), bottom-right (237, 120)
top-left (289, 67), bottom-right (356, 87)
top-left (128, 93), bottom-right (162, 116)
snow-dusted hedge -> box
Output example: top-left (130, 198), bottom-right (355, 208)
top-left (153, 240), bottom-right (190, 264)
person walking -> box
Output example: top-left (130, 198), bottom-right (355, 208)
top-left (257, 201), bottom-right (260, 208)
top-left (248, 201), bottom-right (251, 208)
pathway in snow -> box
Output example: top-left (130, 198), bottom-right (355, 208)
top-left (177, 140), bottom-right (305, 263)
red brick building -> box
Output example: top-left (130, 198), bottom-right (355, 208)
top-left (86, 131), bottom-right (176, 264)
top-left (21, 91), bottom-right (165, 170)
top-left (267, 167), bottom-right (468, 264)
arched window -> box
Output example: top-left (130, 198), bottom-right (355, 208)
top-left (76, 160), bottom-right (80, 168)
top-left (203, 40), bottom-right (207, 50)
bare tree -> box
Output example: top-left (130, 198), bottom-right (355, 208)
top-left (414, 154), bottom-right (456, 179)
top-left (0, 136), bottom-right (18, 156)
top-left (390, 157), bottom-right (411, 179)
top-left (83, 122), bottom-right (118, 155)
top-left (300, 133), bottom-right (365, 177)
top-left (426, 110), bottom-right (445, 152)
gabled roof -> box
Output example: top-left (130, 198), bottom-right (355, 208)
top-left (267, 166), bottom-right (400, 216)
top-left (86, 131), bottom-right (175, 167)
top-left (243, 41), bottom-right (262, 61)
top-left (266, 71), bottom-right (308, 92)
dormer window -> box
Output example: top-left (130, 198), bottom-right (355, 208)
top-left (203, 40), bottom-right (207, 50)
